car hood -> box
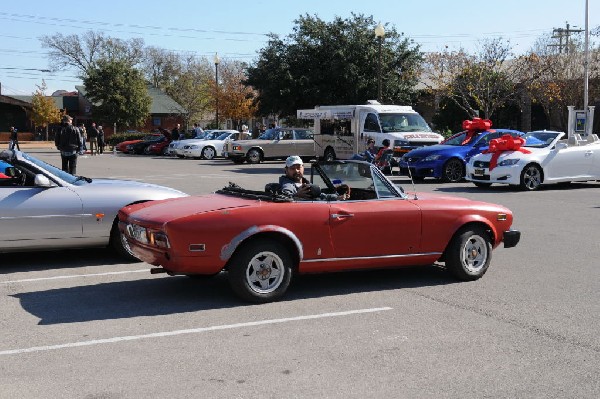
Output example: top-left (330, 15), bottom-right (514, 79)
top-left (123, 193), bottom-right (253, 224)
top-left (404, 144), bottom-right (471, 157)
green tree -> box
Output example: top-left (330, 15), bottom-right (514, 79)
top-left (246, 13), bottom-right (422, 117)
top-left (30, 80), bottom-right (61, 140)
top-left (83, 59), bottom-right (152, 129)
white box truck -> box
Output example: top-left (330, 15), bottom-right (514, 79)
top-left (297, 101), bottom-right (444, 160)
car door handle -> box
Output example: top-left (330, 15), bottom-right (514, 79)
top-left (331, 213), bottom-right (354, 219)
top-left (585, 151), bottom-right (593, 156)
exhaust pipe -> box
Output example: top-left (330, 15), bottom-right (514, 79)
top-left (150, 267), bottom-right (167, 274)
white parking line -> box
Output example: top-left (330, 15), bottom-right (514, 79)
top-left (0, 269), bottom-right (149, 285)
top-left (0, 307), bottom-right (393, 356)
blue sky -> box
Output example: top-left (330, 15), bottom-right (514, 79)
top-left (0, 0), bottom-right (596, 95)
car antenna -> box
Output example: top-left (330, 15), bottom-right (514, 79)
top-left (405, 159), bottom-right (418, 200)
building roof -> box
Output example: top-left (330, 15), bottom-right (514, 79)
top-left (9, 95), bottom-right (74, 110)
top-left (76, 85), bottom-right (186, 115)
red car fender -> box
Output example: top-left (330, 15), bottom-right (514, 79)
top-left (219, 224), bottom-right (304, 262)
top-left (448, 214), bottom-right (505, 249)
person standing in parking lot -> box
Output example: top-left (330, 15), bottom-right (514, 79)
top-left (9, 126), bottom-right (20, 151)
top-left (97, 125), bottom-right (105, 154)
top-left (171, 124), bottom-right (181, 141)
top-left (88, 122), bottom-right (99, 155)
top-left (55, 115), bottom-right (83, 174)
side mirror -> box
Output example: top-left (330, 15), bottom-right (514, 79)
top-left (34, 174), bottom-right (56, 188)
top-left (555, 142), bottom-right (568, 150)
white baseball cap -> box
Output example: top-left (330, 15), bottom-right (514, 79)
top-left (285, 155), bottom-right (303, 167)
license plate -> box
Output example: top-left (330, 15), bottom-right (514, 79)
top-left (474, 168), bottom-right (485, 176)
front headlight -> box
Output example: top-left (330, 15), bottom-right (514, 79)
top-left (190, 145), bottom-right (199, 149)
top-left (423, 154), bottom-right (442, 162)
top-left (126, 224), bottom-right (170, 248)
top-left (498, 158), bottom-right (520, 166)
top-left (148, 230), bottom-right (170, 248)
top-left (233, 145), bottom-right (242, 151)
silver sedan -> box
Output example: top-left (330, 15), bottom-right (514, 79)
top-left (0, 149), bottom-right (187, 259)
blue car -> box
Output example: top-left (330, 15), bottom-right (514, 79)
top-left (398, 128), bottom-right (523, 183)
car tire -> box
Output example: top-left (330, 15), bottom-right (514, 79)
top-left (520, 163), bottom-right (542, 191)
top-left (323, 148), bottom-right (336, 161)
top-left (110, 221), bottom-right (139, 262)
top-left (161, 146), bottom-right (168, 156)
top-left (445, 226), bottom-right (492, 281)
top-left (143, 146), bottom-right (151, 155)
top-left (442, 158), bottom-right (464, 183)
top-left (473, 182), bottom-right (492, 188)
top-left (246, 149), bottom-right (262, 164)
top-left (202, 146), bottom-right (216, 160)
top-left (228, 238), bottom-right (293, 303)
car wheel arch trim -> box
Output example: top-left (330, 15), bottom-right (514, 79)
top-left (447, 218), bottom-right (498, 249)
top-left (220, 225), bottom-right (304, 263)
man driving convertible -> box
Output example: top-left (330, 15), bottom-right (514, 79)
top-left (278, 155), bottom-right (350, 200)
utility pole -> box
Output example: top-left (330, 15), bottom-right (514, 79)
top-left (550, 22), bottom-right (584, 54)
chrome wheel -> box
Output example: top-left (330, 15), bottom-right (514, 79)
top-left (228, 239), bottom-right (293, 302)
top-left (245, 251), bottom-right (285, 294)
top-left (459, 235), bottom-right (489, 274)
top-left (445, 227), bottom-right (492, 280)
top-left (202, 146), bottom-right (216, 160)
top-left (247, 149), bottom-right (261, 164)
top-left (520, 164), bottom-right (542, 191)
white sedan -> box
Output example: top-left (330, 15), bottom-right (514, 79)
top-left (182, 130), bottom-right (246, 159)
top-left (466, 131), bottom-right (600, 190)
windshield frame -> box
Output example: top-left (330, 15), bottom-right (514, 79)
top-left (379, 113), bottom-right (432, 133)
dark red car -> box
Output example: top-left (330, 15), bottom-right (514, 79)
top-left (116, 133), bottom-right (162, 153)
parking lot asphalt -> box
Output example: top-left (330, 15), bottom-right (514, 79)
top-left (1, 149), bottom-right (599, 398)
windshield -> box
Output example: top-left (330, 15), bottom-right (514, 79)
top-left (203, 132), bottom-right (220, 140)
top-left (259, 128), bottom-right (279, 140)
top-left (443, 131), bottom-right (482, 146)
top-left (19, 152), bottom-right (87, 185)
top-left (216, 132), bottom-right (232, 140)
top-left (522, 132), bottom-right (560, 148)
top-left (312, 161), bottom-right (403, 199)
top-left (379, 113), bottom-right (432, 133)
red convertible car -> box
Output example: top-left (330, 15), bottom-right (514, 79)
top-left (119, 161), bottom-right (520, 302)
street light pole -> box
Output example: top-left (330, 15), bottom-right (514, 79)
top-left (374, 23), bottom-right (385, 103)
top-left (583, 0), bottom-right (590, 134)
top-left (214, 53), bottom-right (220, 129)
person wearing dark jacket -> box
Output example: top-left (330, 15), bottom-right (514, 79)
top-left (88, 122), bottom-right (99, 155)
top-left (97, 125), bottom-right (105, 154)
top-left (55, 115), bottom-right (83, 174)
top-left (9, 126), bottom-right (20, 151)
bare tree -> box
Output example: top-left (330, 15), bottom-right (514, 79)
top-left (142, 46), bottom-right (182, 90)
top-left (40, 31), bottom-right (144, 76)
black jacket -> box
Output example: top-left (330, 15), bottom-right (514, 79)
top-left (55, 124), bottom-right (83, 152)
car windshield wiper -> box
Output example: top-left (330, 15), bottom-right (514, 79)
top-left (74, 176), bottom-right (92, 183)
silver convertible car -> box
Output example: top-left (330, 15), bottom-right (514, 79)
top-left (0, 149), bottom-right (187, 259)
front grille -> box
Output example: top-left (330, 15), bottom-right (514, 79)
top-left (470, 174), bottom-right (490, 181)
top-left (473, 160), bottom-right (490, 168)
